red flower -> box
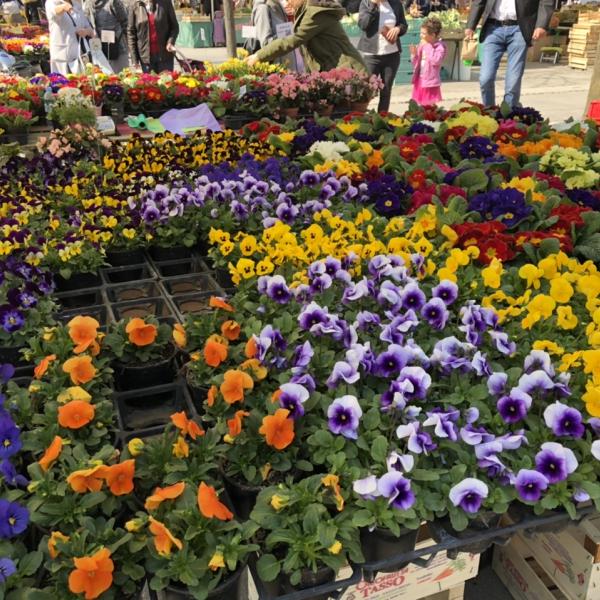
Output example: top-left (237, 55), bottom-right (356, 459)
top-left (550, 205), bottom-right (591, 235)
top-left (477, 235), bottom-right (516, 264)
top-left (444, 126), bottom-right (467, 144)
top-left (408, 169), bottom-right (427, 190)
top-left (220, 91), bottom-right (235, 103)
top-left (408, 186), bottom-right (436, 213)
top-left (439, 184), bottom-right (467, 203)
top-left (396, 138), bottom-right (421, 163)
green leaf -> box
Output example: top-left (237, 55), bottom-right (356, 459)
top-left (352, 509), bottom-right (374, 528)
top-left (449, 510), bottom-right (469, 532)
top-left (411, 469), bottom-right (440, 482)
top-left (18, 551), bottom-right (43, 577)
top-left (302, 505), bottom-right (320, 535)
top-left (256, 554), bottom-right (280, 582)
top-left (371, 435), bottom-right (388, 463)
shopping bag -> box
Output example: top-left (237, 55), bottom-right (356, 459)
top-left (89, 38), bottom-right (114, 75)
top-left (461, 38), bottom-right (478, 62)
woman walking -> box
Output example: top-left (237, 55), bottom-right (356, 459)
top-left (127, 0), bottom-right (179, 73)
top-left (358, 0), bottom-right (407, 113)
top-left (84, 0), bottom-right (129, 72)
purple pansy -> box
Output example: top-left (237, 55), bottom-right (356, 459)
top-left (378, 472), bottom-right (416, 510)
top-left (0, 500), bottom-right (28, 538)
top-left (421, 297), bottom-right (449, 330)
top-left (524, 350), bottom-right (555, 377)
top-left (397, 366), bottom-right (431, 401)
top-left (515, 469), bottom-right (549, 502)
top-left (327, 361), bottom-right (360, 389)
top-left (396, 422), bottom-right (437, 454)
top-left (432, 280), bottom-right (459, 306)
top-left (291, 341), bottom-right (313, 374)
top-left (265, 275), bottom-right (292, 304)
top-left (449, 478), bottom-right (489, 513)
top-left (374, 345), bottom-right (412, 378)
top-left (535, 442), bottom-right (578, 484)
top-left (423, 409), bottom-right (459, 441)
top-left (0, 558), bottom-right (16, 583)
top-left (497, 389), bottom-right (532, 424)
top-left (353, 475), bottom-right (381, 499)
top-left (518, 370), bottom-right (555, 396)
top-left (298, 302), bottom-right (330, 331)
top-left (386, 451), bottom-right (415, 473)
top-left (401, 282), bottom-right (426, 312)
top-left (327, 395), bottom-right (362, 439)
top-left (487, 372), bottom-right (508, 396)
top-left (543, 401), bottom-right (585, 438)
top-left (278, 383), bottom-right (309, 419)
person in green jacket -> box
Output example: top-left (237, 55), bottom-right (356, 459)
top-left (245, 0), bottom-right (367, 72)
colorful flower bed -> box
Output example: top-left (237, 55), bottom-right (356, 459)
top-left (0, 102), bottom-right (599, 598)
top-left (0, 25), bottom-right (49, 64)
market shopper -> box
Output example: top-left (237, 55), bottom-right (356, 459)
top-left (465, 0), bottom-right (554, 107)
top-left (46, 0), bottom-right (95, 75)
top-left (357, 0), bottom-right (407, 113)
top-left (84, 0), bottom-right (130, 72)
top-left (245, 0), bottom-right (367, 72)
top-left (127, 0), bottom-right (179, 73)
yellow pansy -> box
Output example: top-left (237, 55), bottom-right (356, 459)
top-left (172, 436), bottom-right (189, 458)
top-left (481, 258), bottom-right (503, 289)
top-left (328, 541), bottom-right (342, 555)
top-left (583, 382), bottom-right (600, 417)
top-left (208, 551), bottom-right (225, 571)
top-left (57, 386), bottom-right (92, 404)
top-left (518, 264), bottom-right (544, 289)
top-left (549, 277), bottom-right (574, 304)
top-left (532, 340), bottom-right (564, 355)
top-left (556, 306), bottom-right (578, 330)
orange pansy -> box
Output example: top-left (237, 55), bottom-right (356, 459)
top-left (58, 400), bottom-right (95, 429)
top-left (197, 482), bottom-right (233, 521)
top-left (221, 320), bottom-right (241, 341)
top-left (68, 547), bottom-right (114, 600)
top-left (103, 459), bottom-right (135, 496)
top-left (148, 517), bottom-right (183, 556)
top-left (220, 369), bottom-right (254, 404)
top-left (125, 317), bottom-right (158, 347)
top-left (67, 465), bottom-right (108, 493)
top-left (245, 337), bottom-right (258, 358)
top-left (38, 436), bottom-right (63, 471)
top-left (68, 316), bottom-right (100, 354)
top-left (34, 354), bottom-right (57, 379)
top-left (170, 411), bottom-right (204, 440)
top-left (204, 338), bottom-right (228, 368)
top-left (227, 410), bottom-right (250, 438)
top-left (63, 356), bottom-right (97, 385)
top-left (209, 296), bottom-right (234, 312)
top-left (271, 389), bottom-right (282, 404)
top-left (173, 323), bottom-right (187, 349)
top-left (207, 385), bottom-right (217, 407)
top-left (145, 482), bottom-right (186, 511)
top-left (48, 531), bottom-right (69, 559)
top-left (259, 409), bottom-right (295, 450)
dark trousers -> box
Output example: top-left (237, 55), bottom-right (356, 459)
top-left (363, 51), bottom-right (400, 113)
top-left (141, 53), bottom-right (174, 73)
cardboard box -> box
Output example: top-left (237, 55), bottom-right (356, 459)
top-left (493, 535), bottom-right (567, 600)
top-left (338, 540), bottom-right (480, 600)
top-left (515, 514), bottom-right (600, 600)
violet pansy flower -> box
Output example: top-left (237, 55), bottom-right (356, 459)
top-left (535, 442), bottom-right (578, 484)
top-left (396, 422), bottom-right (437, 454)
top-left (326, 361), bottom-right (360, 389)
top-left (421, 297), bottom-right (449, 331)
top-left (497, 388), bottom-right (532, 424)
top-left (487, 372), bottom-right (507, 396)
top-left (386, 451), bottom-right (415, 473)
top-left (401, 282), bottom-right (426, 312)
top-left (524, 350), bottom-right (555, 377)
top-left (543, 401), bottom-right (585, 439)
top-left (449, 478), bottom-right (489, 513)
top-left (378, 472), bottom-right (416, 510)
top-left (278, 383), bottom-right (310, 420)
top-left (514, 469), bottom-right (549, 502)
top-left (327, 395), bottom-right (362, 440)
top-left (432, 280), bottom-right (458, 306)
top-left (517, 370), bottom-right (555, 396)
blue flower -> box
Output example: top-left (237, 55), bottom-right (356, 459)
top-left (278, 383), bottom-right (309, 420)
top-left (327, 395), bottom-right (362, 440)
top-left (0, 558), bottom-right (16, 582)
top-left (449, 478), bottom-right (488, 513)
top-left (0, 417), bottom-right (21, 460)
top-left (0, 500), bottom-right (29, 538)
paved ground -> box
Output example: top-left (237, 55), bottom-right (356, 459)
top-left (178, 46), bottom-right (592, 123)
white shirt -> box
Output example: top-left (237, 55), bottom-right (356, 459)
top-left (491, 0), bottom-right (517, 21)
top-left (363, 0), bottom-right (398, 56)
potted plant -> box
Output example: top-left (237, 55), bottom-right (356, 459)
top-left (104, 317), bottom-right (178, 391)
top-left (48, 88), bottom-right (97, 129)
top-left (249, 474), bottom-right (363, 599)
top-left (0, 103), bottom-right (37, 144)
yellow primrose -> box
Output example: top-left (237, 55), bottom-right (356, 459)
top-left (278, 132), bottom-right (295, 143)
top-left (337, 122), bottom-right (359, 136)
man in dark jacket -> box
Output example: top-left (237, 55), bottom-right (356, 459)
top-left (465, 0), bottom-right (554, 107)
top-left (128, 0), bottom-right (179, 72)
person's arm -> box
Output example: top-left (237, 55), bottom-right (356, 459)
top-left (165, 0), bottom-right (179, 49)
top-left (534, 0), bottom-right (554, 37)
top-left (464, 0), bottom-right (485, 38)
top-left (396, 0), bottom-right (407, 35)
top-left (357, 0), bottom-right (379, 32)
top-left (254, 4), bottom-right (275, 46)
top-left (254, 10), bottom-right (327, 63)
top-left (47, 0), bottom-right (72, 18)
top-left (427, 41), bottom-right (446, 65)
top-left (127, 4), bottom-right (139, 64)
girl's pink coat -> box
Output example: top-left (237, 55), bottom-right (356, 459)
top-left (412, 40), bottom-right (447, 87)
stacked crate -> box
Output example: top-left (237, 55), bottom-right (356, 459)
top-left (568, 13), bottom-right (600, 70)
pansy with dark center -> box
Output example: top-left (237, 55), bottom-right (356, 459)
top-left (515, 469), bottom-right (549, 502)
top-left (449, 478), bottom-right (488, 513)
top-left (535, 442), bottom-right (578, 484)
top-left (327, 395), bottom-right (362, 439)
top-left (543, 401), bottom-right (585, 439)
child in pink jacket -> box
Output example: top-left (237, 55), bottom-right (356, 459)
top-left (410, 17), bottom-right (446, 105)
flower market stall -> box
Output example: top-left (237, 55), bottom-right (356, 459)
top-left (0, 69), bottom-right (599, 600)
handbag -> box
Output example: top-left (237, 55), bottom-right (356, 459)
top-left (461, 38), bottom-right (478, 62)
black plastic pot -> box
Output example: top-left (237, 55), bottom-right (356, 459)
top-left (436, 513), bottom-right (502, 555)
top-left (221, 468), bottom-right (261, 522)
top-left (106, 248), bottom-right (146, 267)
top-left (106, 281), bottom-right (162, 303)
top-left (149, 246), bottom-right (192, 262)
top-left (0, 132), bottom-right (30, 145)
top-left (172, 293), bottom-right (213, 318)
top-left (55, 271), bottom-right (102, 292)
top-left (279, 566), bottom-right (336, 600)
top-left (154, 257), bottom-right (209, 278)
top-left (162, 564), bottom-right (246, 600)
top-left (222, 113), bottom-right (254, 131)
top-left (186, 382), bottom-right (207, 414)
top-left (507, 502), bottom-right (570, 534)
top-left (115, 382), bottom-right (188, 431)
top-left (360, 526), bottom-right (419, 572)
top-left (113, 345), bottom-right (177, 391)
top-left (102, 264), bottom-right (155, 285)
top-left (56, 287), bottom-right (103, 310)
top-left (215, 268), bottom-right (233, 289)
top-left (0, 345), bottom-right (26, 366)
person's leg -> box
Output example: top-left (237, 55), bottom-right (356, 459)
top-left (362, 54), bottom-right (385, 111)
top-left (503, 25), bottom-right (528, 107)
top-left (378, 51), bottom-right (400, 113)
top-left (479, 23), bottom-right (507, 107)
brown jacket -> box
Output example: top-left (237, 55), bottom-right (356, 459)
top-left (127, 0), bottom-right (179, 65)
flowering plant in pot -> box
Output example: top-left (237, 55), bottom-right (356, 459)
top-left (38, 516), bottom-right (146, 599)
top-left (133, 480), bottom-right (258, 599)
top-left (103, 317), bottom-right (177, 390)
top-left (48, 88), bottom-right (96, 128)
top-left (249, 474), bottom-right (363, 595)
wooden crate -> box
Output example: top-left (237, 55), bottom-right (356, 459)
top-left (514, 514), bottom-right (600, 600)
top-left (493, 536), bottom-right (568, 600)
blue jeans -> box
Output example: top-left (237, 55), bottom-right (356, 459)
top-left (479, 23), bottom-right (528, 107)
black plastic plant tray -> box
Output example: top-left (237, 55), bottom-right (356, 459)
top-left (56, 287), bottom-right (104, 310)
top-left (358, 505), bottom-right (597, 579)
top-left (162, 273), bottom-right (222, 297)
top-left (57, 304), bottom-right (113, 327)
top-left (106, 280), bottom-right (163, 303)
top-left (101, 263), bottom-right (157, 284)
top-left (249, 557), bottom-right (362, 600)
top-left (153, 256), bottom-right (211, 278)
top-left (111, 296), bottom-right (177, 321)
top-left (171, 292), bottom-right (214, 319)
top-left (114, 381), bottom-right (192, 432)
